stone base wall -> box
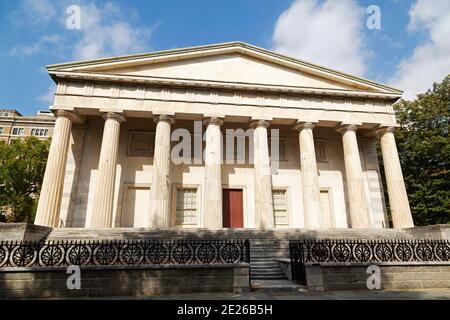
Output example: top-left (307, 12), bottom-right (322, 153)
top-left (0, 264), bottom-right (249, 299)
top-left (1, 224), bottom-right (449, 242)
top-left (305, 263), bottom-right (450, 291)
top-left (405, 224), bottom-right (450, 240)
top-left (0, 223), bottom-right (52, 241)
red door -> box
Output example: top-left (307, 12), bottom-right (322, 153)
top-left (223, 189), bottom-right (244, 228)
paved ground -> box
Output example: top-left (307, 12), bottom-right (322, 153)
top-left (91, 280), bottom-right (450, 300)
top-left (106, 289), bottom-right (450, 300)
top-left (144, 290), bottom-right (450, 300)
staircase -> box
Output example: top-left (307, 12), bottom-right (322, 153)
top-left (250, 239), bottom-right (289, 280)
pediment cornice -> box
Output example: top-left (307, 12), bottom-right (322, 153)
top-left (47, 42), bottom-right (402, 99)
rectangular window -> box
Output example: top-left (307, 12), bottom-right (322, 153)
top-left (0, 127), bottom-right (3, 134)
top-left (175, 188), bottom-right (198, 225)
top-left (128, 131), bottom-right (155, 157)
top-left (31, 128), bottom-right (49, 137)
top-left (273, 190), bottom-right (289, 226)
top-left (315, 141), bottom-right (327, 162)
top-left (12, 128), bottom-right (24, 135)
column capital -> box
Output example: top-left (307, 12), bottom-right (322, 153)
top-left (203, 116), bottom-right (224, 127)
top-left (294, 121), bottom-right (317, 131)
top-left (374, 125), bottom-right (396, 135)
top-left (336, 123), bottom-right (359, 134)
top-left (54, 110), bottom-right (82, 123)
top-left (250, 119), bottom-right (270, 129)
top-left (154, 114), bottom-right (175, 125)
top-left (103, 112), bottom-right (126, 123)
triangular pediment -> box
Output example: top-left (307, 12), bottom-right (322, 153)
top-left (47, 42), bottom-right (402, 96)
top-left (88, 53), bottom-right (365, 91)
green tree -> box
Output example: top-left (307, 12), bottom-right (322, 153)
top-left (390, 75), bottom-right (450, 225)
top-left (0, 137), bottom-right (50, 223)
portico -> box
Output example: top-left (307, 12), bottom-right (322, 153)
top-left (34, 42), bottom-right (414, 230)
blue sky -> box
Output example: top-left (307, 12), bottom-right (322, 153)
top-left (0, 0), bottom-right (449, 115)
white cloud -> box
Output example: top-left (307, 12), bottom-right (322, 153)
top-left (390, 0), bottom-right (450, 100)
top-left (37, 84), bottom-right (56, 105)
top-left (10, 34), bottom-right (63, 56)
top-left (11, 1), bottom-right (155, 104)
top-left (73, 2), bottom-right (153, 60)
top-left (19, 0), bottom-right (57, 25)
top-left (11, 1), bottom-right (154, 60)
top-left (272, 0), bottom-right (367, 76)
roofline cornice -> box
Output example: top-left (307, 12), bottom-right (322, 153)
top-left (46, 42), bottom-right (403, 95)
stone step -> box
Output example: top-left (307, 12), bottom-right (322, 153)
top-left (250, 257), bottom-right (279, 266)
top-left (250, 270), bottom-right (286, 278)
top-left (251, 266), bottom-right (281, 271)
top-left (251, 251), bottom-right (289, 254)
top-left (251, 248), bottom-right (292, 250)
top-left (251, 269), bottom-right (282, 275)
top-left (251, 275), bottom-right (288, 280)
top-left (251, 252), bottom-right (289, 256)
top-left (251, 261), bottom-right (282, 264)
top-left (251, 265), bottom-right (281, 268)
top-left (251, 256), bottom-right (288, 261)
top-left (252, 252), bottom-right (289, 255)
top-left (251, 280), bottom-right (307, 292)
top-left (252, 257), bottom-right (281, 260)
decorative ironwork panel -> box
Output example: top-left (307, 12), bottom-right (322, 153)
top-left (289, 239), bottom-right (450, 285)
top-left (290, 239), bottom-right (450, 264)
top-left (0, 239), bottom-right (250, 268)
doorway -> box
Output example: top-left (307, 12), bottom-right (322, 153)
top-left (222, 189), bottom-right (244, 228)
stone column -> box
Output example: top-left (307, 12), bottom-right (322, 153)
top-left (35, 110), bottom-right (79, 227)
top-left (251, 119), bottom-right (274, 229)
top-left (203, 117), bottom-right (224, 229)
top-left (377, 126), bottom-right (414, 228)
top-left (337, 124), bottom-right (371, 228)
top-left (148, 114), bottom-right (174, 228)
top-left (295, 122), bottom-right (322, 228)
top-left (90, 112), bottom-right (125, 228)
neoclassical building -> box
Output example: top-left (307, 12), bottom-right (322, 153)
top-left (34, 42), bottom-right (414, 230)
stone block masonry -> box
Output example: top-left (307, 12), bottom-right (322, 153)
top-left (304, 263), bottom-right (450, 291)
top-left (0, 264), bottom-right (250, 299)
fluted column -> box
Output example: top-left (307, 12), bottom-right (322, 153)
top-left (35, 110), bottom-right (79, 227)
top-left (377, 126), bottom-right (414, 228)
top-left (295, 121), bottom-right (322, 228)
top-left (251, 119), bottom-right (274, 229)
top-left (337, 124), bottom-right (371, 228)
top-left (148, 114), bottom-right (174, 228)
top-left (90, 112), bottom-right (125, 228)
top-left (203, 117), bottom-right (224, 229)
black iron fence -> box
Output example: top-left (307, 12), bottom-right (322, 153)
top-left (0, 239), bottom-right (251, 268)
top-left (290, 239), bottom-right (450, 285)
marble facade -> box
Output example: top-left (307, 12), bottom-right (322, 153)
top-left (34, 42), bottom-right (414, 230)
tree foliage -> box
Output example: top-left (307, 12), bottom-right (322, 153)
top-left (0, 137), bottom-right (50, 223)
top-left (392, 75), bottom-right (450, 225)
